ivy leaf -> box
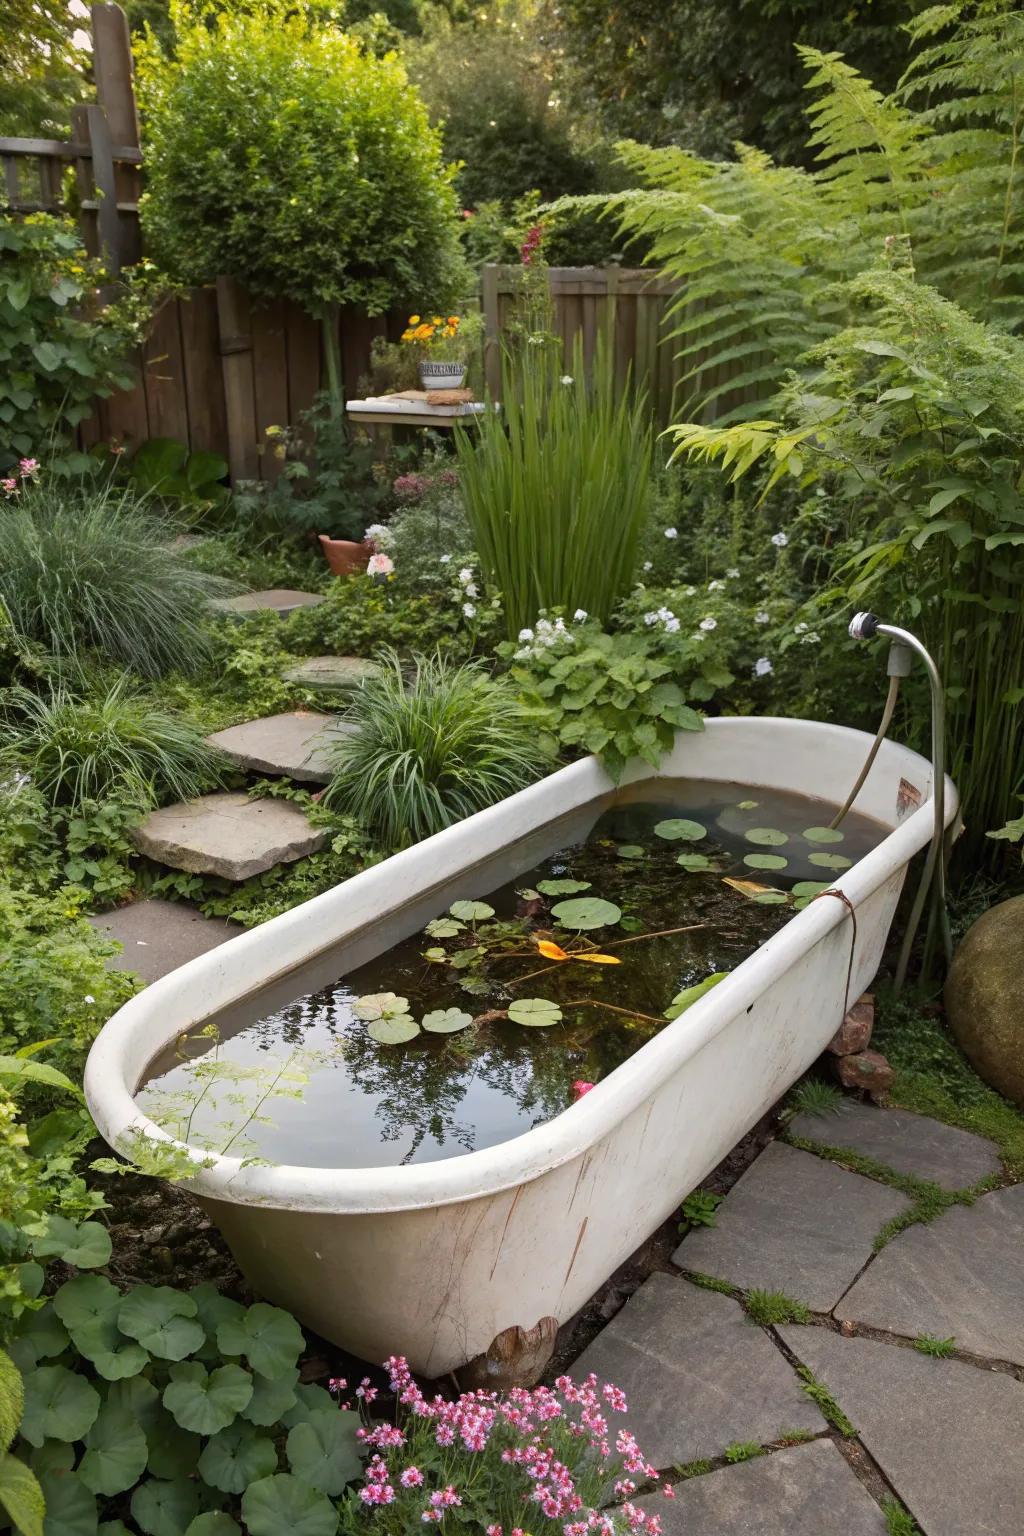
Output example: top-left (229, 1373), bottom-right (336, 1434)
top-left (506, 998), bottom-right (563, 1028)
top-left (163, 1363), bottom-right (253, 1436)
top-left (536, 878), bottom-right (591, 895)
top-left (239, 1367), bottom-right (298, 1427)
top-left (197, 1421), bottom-right (277, 1494)
top-left (79, 1408), bottom-right (149, 1496)
top-left (130, 1477), bottom-right (199, 1536)
top-left (551, 897), bottom-right (622, 930)
top-left (216, 1303), bottom-right (304, 1378)
top-left (285, 1410), bottom-right (361, 1495)
top-left (20, 1367), bottom-right (100, 1447)
top-left (118, 1289), bottom-right (204, 1362)
top-left (0, 1450), bottom-right (45, 1536)
top-left (653, 818), bottom-right (707, 842)
top-left (421, 1008), bottom-right (474, 1034)
top-left (448, 900), bottom-right (494, 921)
top-left (240, 1474), bottom-right (338, 1536)
top-left (30, 1217), bottom-right (110, 1270)
top-left (37, 1467), bottom-right (97, 1536)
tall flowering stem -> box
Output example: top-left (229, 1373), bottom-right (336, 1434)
top-left (336, 1356), bottom-right (672, 1532)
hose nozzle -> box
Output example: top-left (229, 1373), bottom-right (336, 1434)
top-left (849, 611), bottom-right (881, 640)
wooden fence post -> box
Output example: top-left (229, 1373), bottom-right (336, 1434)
top-left (216, 277), bottom-right (259, 482)
top-left (91, 2), bottom-right (142, 269)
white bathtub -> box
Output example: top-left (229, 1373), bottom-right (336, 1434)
top-left (85, 718), bottom-right (956, 1377)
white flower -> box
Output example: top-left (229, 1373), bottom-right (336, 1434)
top-left (664, 526), bottom-right (678, 539)
top-left (754, 656), bottom-right (773, 678)
top-left (664, 616), bottom-right (680, 633)
top-left (794, 622), bottom-right (809, 634)
top-left (439, 554), bottom-right (452, 564)
top-left (458, 567), bottom-right (474, 586)
top-left (708, 579), bottom-right (725, 592)
top-left (364, 522), bottom-right (394, 549)
top-left (771, 531), bottom-right (789, 548)
top-left (573, 608), bottom-right (588, 622)
top-left (726, 567), bottom-right (740, 579)
top-left (684, 585), bottom-right (697, 597)
top-left (84, 994), bottom-right (96, 1005)
top-left (754, 609), bottom-right (770, 624)
top-left (366, 552), bottom-right (394, 577)
top-left (462, 602), bottom-right (477, 618)
top-left (561, 375), bottom-right (574, 385)
top-left (514, 646), bottom-right (531, 660)
top-left (518, 627), bottom-right (535, 642)
top-left (656, 606), bottom-right (673, 621)
top-left (643, 611), bottom-right (658, 627)
top-left (554, 616), bottom-right (567, 631)
top-left (463, 581), bottom-right (478, 598)
top-left (699, 616), bottom-right (717, 632)
top-left (800, 630), bottom-right (821, 645)
top-left (642, 561), bottom-right (653, 572)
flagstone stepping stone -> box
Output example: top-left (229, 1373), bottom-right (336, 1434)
top-left (789, 1102), bottom-right (1001, 1192)
top-left (282, 655), bottom-right (382, 695)
top-left (569, 1273), bottom-right (825, 1468)
top-left (674, 1143), bottom-right (910, 1311)
top-left (210, 589), bottom-right (325, 619)
top-left (779, 1325), bottom-right (1024, 1536)
top-left (835, 1183), bottom-right (1024, 1364)
top-left (87, 899), bottom-right (244, 984)
top-left (132, 792), bottom-right (326, 881)
top-left (205, 711), bottom-right (352, 783)
top-left (632, 1439), bottom-right (887, 1534)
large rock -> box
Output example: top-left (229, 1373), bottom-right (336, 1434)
top-left (132, 793), bottom-right (326, 880)
top-left (945, 894), bottom-right (1024, 1106)
top-left (205, 712), bottom-right (352, 783)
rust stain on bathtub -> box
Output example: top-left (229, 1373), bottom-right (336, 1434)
top-left (489, 1184), bottom-right (527, 1281)
top-left (563, 1217), bottom-right (589, 1287)
top-left (567, 1153), bottom-right (593, 1213)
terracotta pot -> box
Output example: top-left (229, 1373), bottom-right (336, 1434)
top-left (318, 535), bottom-right (372, 577)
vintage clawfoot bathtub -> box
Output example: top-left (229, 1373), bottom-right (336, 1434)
top-left (85, 717), bottom-right (956, 1377)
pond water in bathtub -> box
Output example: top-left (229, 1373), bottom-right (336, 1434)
top-left (136, 780), bottom-right (886, 1169)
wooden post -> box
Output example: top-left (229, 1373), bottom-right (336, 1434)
top-left (480, 264), bottom-right (502, 402)
top-left (216, 277), bottom-right (259, 482)
top-left (91, 3), bottom-right (141, 268)
top-left (83, 105), bottom-right (120, 271)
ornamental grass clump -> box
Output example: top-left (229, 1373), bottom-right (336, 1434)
top-left (0, 482), bottom-right (232, 677)
top-left (323, 649), bottom-right (554, 847)
top-left (1, 680), bottom-right (227, 811)
top-left (456, 333), bottom-right (652, 637)
top-left (336, 1354), bottom-right (673, 1530)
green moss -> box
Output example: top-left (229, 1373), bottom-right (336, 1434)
top-left (881, 1496), bottom-right (922, 1535)
top-left (673, 1458), bottom-right (713, 1480)
top-left (744, 1289), bottom-right (812, 1326)
top-left (913, 1333), bottom-right (956, 1358)
top-left (724, 1441), bottom-right (763, 1463)
top-left (680, 1270), bottom-right (738, 1298)
top-left (796, 1365), bottom-right (856, 1437)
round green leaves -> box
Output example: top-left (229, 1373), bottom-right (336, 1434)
top-left (367, 1015), bottom-right (420, 1045)
top-left (216, 1303), bottom-right (304, 1378)
top-left (654, 818), bottom-right (706, 842)
top-left (743, 853), bottom-right (788, 871)
top-left (808, 851), bottom-right (852, 871)
top-left (354, 993), bottom-right (419, 1044)
top-left (536, 878), bottom-right (591, 896)
top-left (551, 897), bottom-right (622, 930)
top-left (507, 998), bottom-right (563, 1028)
top-left (616, 844), bottom-right (645, 859)
top-left (19, 1365), bottom-right (101, 1447)
top-left (744, 827), bottom-right (788, 846)
top-left (198, 1422), bottom-right (278, 1495)
top-left (448, 900), bottom-right (494, 922)
top-left (285, 1409), bottom-right (361, 1495)
top-left (676, 852), bottom-right (712, 871)
top-left (241, 1474), bottom-right (337, 1536)
top-left (79, 1406), bottom-right (149, 1496)
top-left (163, 1362), bottom-right (253, 1436)
top-left (118, 1287), bottom-right (204, 1363)
top-left (422, 1008), bottom-right (474, 1034)
top-left (803, 826), bottom-right (845, 843)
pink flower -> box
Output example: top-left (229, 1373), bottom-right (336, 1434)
top-left (1, 478), bottom-right (18, 497)
top-left (18, 458), bottom-right (39, 476)
top-left (571, 1080), bottom-right (595, 1100)
top-left (367, 552), bottom-right (394, 577)
top-left (327, 1376), bottom-right (347, 1393)
top-left (401, 1466), bottom-right (425, 1487)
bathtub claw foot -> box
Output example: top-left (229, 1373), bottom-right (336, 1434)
top-left (456, 1316), bottom-right (559, 1390)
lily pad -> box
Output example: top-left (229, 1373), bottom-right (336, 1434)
top-left (449, 900), bottom-right (494, 922)
top-left (664, 972), bottom-right (729, 1020)
top-left (285, 1409), bottom-right (361, 1495)
top-left (675, 852), bottom-right (712, 872)
top-left (743, 853), bottom-right (788, 871)
top-left (241, 1474), bottom-right (338, 1536)
top-left (803, 826), bottom-right (845, 843)
top-left (745, 827), bottom-right (788, 846)
top-left (118, 1287), bottom-right (204, 1363)
top-left (367, 1015), bottom-right (420, 1045)
top-left (422, 1008), bottom-right (474, 1034)
top-left (792, 880), bottom-right (833, 897)
top-left (616, 844), bottom-right (645, 859)
top-left (551, 897), bottom-right (622, 930)
top-left (654, 818), bottom-right (707, 842)
top-left (351, 992), bottom-right (409, 1021)
top-left (737, 800), bottom-right (759, 810)
top-left (808, 851), bottom-right (852, 871)
top-left (517, 888), bottom-right (542, 900)
top-left (507, 998), bottom-right (563, 1028)
top-left (162, 1362), bottom-right (253, 1437)
top-left (536, 878), bottom-right (591, 896)
top-left (423, 947), bottom-right (447, 962)
top-left (424, 918), bottom-right (463, 938)
top-left (753, 891), bottom-right (790, 905)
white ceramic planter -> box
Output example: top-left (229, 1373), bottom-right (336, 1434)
top-left (418, 360), bottom-right (466, 389)
top-left (85, 718), bottom-right (956, 1376)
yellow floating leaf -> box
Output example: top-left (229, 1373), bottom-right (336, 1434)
top-left (537, 940), bottom-right (569, 960)
top-left (576, 952), bottom-right (622, 965)
top-left (721, 876), bottom-right (774, 898)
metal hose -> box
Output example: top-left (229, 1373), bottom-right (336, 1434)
top-left (829, 673), bottom-right (901, 831)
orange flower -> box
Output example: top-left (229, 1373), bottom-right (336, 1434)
top-left (447, 315), bottom-right (460, 326)
top-left (536, 940), bottom-right (620, 965)
top-left (409, 314), bottom-right (421, 324)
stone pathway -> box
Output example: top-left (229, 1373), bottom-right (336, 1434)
top-left (206, 710), bottom-right (353, 782)
top-left (131, 792), bottom-right (326, 880)
top-left (570, 1102), bottom-right (1022, 1534)
top-left (86, 899), bottom-right (243, 983)
top-left (210, 588), bottom-right (325, 619)
top-left (282, 655), bottom-right (382, 696)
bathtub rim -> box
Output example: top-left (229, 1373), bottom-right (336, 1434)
top-left (84, 716), bottom-right (957, 1216)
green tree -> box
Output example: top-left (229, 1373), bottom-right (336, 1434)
top-left (0, 0), bottom-right (89, 136)
top-left (136, 0), bottom-right (466, 395)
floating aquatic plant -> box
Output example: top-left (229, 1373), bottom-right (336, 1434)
top-left (654, 818), bottom-right (707, 841)
top-left (550, 897), bottom-right (622, 930)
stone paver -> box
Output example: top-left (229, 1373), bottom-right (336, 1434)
top-left (570, 1273), bottom-right (825, 1468)
top-left (282, 655), bottom-right (382, 695)
top-left (835, 1183), bottom-right (1024, 1365)
top-left (210, 589), bottom-right (325, 619)
top-left (131, 792), bottom-right (326, 880)
top-left (674, 1142), bottom-right (910, 1311)
top-left (205, 711), bottom-right (352, 783)
top-left (790, 1102), bottom-right (1001, 1191)
top-left (633, 1440), bottom-right (887, 1535)
top-left (779, 1326), bottom-right (1024, 1536)
top-left (87, 899), bottom-right (243, 983)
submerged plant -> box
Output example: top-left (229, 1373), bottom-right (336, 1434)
top-left (1, 680), bottom-right (227, 811)
top-left (0, 482), bottom-right (233, 676)
top-left (323, 648), bottom-right (554, 847)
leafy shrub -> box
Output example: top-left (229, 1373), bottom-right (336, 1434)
top-left (2, 681), bottom-right (226, 812)
top-left (138, 1), bottom-right (466, 391)
top-left (0, 482), bottom-right (233, 678)
top-left (457, 335), bottom-right (653, 636)
top-left (0, 216), bottom-right (141, 474)
top-left (382, 457), bottom-right (474, 590)
top-left (505, 618), bottom-right (703, 781)
top-left (288, 575), bottom-right (485, 660)
top-left (323, 649), bottom-right (554, 846)
top-left (88, 436), bottom-right (230, 517)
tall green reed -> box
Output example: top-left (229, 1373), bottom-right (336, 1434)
top-left (456, 332), bottom-right (652, 637)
